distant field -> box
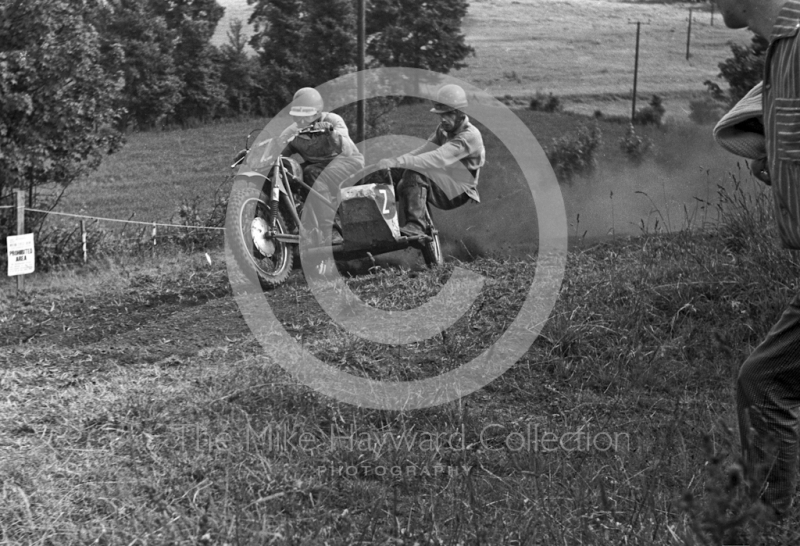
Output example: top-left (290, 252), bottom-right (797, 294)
top-left (214, 0), bottom-right (256, 52)
top-left (212, 0), bottom-right (750, 119)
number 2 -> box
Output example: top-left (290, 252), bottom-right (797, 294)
top-left (378, 189), bottom-right (390, 215)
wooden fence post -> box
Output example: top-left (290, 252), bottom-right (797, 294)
top-left (16, 189), bottom-right (25, 293)
top-left (81, 220), bottom-right (87, 264)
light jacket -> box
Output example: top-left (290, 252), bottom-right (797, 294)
top-left (396, 116), bottom-right (485, 201)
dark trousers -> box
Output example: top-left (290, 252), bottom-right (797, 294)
top-left (737, 292), bottom-right (800, 516)
top-left (396, 169), bottom-right (473, 211)
top-left (300, 156), bottom-right (363, 235)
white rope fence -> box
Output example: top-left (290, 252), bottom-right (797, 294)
top-left (3, 190), bottom-right (229, 291)
top-left (23, 207), bottom-right (226, 231)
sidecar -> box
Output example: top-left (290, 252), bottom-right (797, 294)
top-left (327, 182), bottom-right (443, 268)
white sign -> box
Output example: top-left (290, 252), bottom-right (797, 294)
top-left (7, 233), bottom-right (35, 276)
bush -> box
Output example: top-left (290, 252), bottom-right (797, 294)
top-left (529, 92), bottom-right (562, 113)
top-left (334, 96), bottom-right (399, 140)
top-left (545, 121), bottom-right (602, 183)
top-left (33, 222), bottom-right (139, 271)
top-left (619, 124), bottom-right (654, 164)
top-left (718, 34), bottom-right (768, 105)
top-left (689, 96), bottom-right (726, 125)
top-left (634, 95), bottom-right (665, 126)
top-left (164, 189), bottom-right (228, 252)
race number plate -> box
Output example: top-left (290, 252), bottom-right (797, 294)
top-left (339, 183), bottom-right (400, 248)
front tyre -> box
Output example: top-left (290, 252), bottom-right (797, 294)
top-left (229, 185), bottom-right (293, 288)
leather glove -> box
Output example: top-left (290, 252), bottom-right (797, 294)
top-left (378, 158), bottom-right (397, 170)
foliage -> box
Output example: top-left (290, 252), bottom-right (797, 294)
top-left (148, 0), bottom-right (227, 126)
top-left (718, 33), bottom-right (768, 106)
top-left (0, 0), bottom-right (124, 216)
top-left (619, 124), bottom-right (654, 164)
top-left (33, 221), bottom-right (137, 271)
top-left (95, 0), bottom-right (184, 129)
top-left (247, 0), bottom-right (474, 114)
top-left (219, 19), bottom-right (265, 117)
top-left (333, 96), bottom-right (400, 140)
top-left (248, 0), bottom-right (312, 114)
top-left (165, 185), bottom-right (228, 251)
top-left (633, 94), bottom-right (665, 126)
top-left (366, 0), bottom-right (474, 73)
top-left (303, 0), bottom-right (357, 83)
top-left (545, 121), bottom-right (602, 183)
top-left (528, 92), bottom-right (562, 113)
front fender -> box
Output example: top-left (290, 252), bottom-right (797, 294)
top-left (235, 171), bottom-right (268, 184)
top-left (233, 171), bottom-right (289, 195)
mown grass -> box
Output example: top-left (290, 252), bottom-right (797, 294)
top-left (3, 171), bottom-right (800, 544)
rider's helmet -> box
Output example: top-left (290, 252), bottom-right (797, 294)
top-left (430, 84), bottom-right (468, 114)
top-left (290, 87), bottom-right (324, 117)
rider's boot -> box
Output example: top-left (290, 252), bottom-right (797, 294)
top-left (331, 213), bottom-right (344, 245)
top-left (400, 184), bottom-right (429, 242)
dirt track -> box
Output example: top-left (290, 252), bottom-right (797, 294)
top-left (0, 268), bottom-right (251, 368)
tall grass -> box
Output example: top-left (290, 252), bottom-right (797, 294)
top-left (3, 163), bottom-right (800, 544)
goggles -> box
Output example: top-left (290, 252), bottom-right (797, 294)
top-left (289, 106), bottom-right (319, 116)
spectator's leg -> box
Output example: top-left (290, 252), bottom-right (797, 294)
top-left (737, 293), bottom-right (800, 518)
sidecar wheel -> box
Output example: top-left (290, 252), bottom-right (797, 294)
top-left (228, 185), bottom-right (293, 288)
top-left (421, 208), bottom-right (443, 268)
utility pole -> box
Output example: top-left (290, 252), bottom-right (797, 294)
top-left (356, 0), bottom-right (365, 143)
top-left (630, 21), bottom-right (642, 123)
top-left (686, 8), bottom-right (693, 60)
top-left (710, 2), bottom-right (714, 26)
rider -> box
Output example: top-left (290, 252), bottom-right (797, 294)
top-left (377, 84), bottom-right (485, 239)
top-left (279, 87), bottom-right (364, 244)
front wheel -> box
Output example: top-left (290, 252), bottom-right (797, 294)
top-left (228, 185), bottom-right (293, 288)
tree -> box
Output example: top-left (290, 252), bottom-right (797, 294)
top-left (366, 0), bottom-right (474, 73)
top-left (0, 0), bottom-right (123, 213)
top-left (304, 0), bottom-right (356, 82)
top-left (249, 0), bottom-right (311, 113)
top-left (96, 0), bottom-right (183, 129)
top-left (148, 0), bottom-right (227, 125)
top-left (220, 19), bottom-right (263, 116)
top-left (247, 0), bottom-right (474, 113)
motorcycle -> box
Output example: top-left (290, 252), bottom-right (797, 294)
top-left (227, 129), bottom-right (443, 288)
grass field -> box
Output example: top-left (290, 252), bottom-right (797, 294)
top-left (4, 181), bottom-right (800, 543)
top-left (8, 2), bottom-right (800, 544)
top-left (212, 0), bottom-right (750, 119)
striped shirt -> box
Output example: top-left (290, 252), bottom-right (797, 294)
top-left (764, 0), bottom-right (800, 248)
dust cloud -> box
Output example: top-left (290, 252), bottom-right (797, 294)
top-left (432, 123), bottom-right (761, 261)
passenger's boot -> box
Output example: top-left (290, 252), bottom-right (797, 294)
top-left (331, 212), bottom-right (344, 245)
top-left (400, 184), bottom-right (428, 239)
